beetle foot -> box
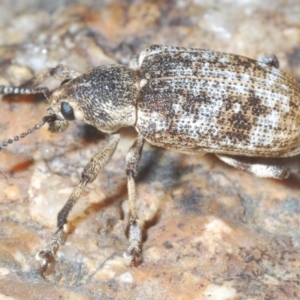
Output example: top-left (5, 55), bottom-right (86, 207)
top-left (36, 226), bottom-right (67, 276)
top-left (36, 248), bottom-right (57, 276)
top-left (124, 242), bottom-right (142, 266)
top-left (124, 218), bottom-right (142, 266)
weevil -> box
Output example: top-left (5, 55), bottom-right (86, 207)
top-left (0, 45), bottom-right (299, 276)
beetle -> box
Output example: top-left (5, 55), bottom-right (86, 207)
top-left (0, 45), bottom-right (299, 276)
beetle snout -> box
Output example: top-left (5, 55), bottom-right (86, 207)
top-left (45, 106), bottom-right (69, 133)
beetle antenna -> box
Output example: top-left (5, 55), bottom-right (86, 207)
top-left (0, 115), bottom-right (57, 151)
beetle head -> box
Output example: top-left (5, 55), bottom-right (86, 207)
top-left (47, 65), bottom-right (139, 134)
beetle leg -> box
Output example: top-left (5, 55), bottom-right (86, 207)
top-left (36, 133), bottom-right (120, 276)
top-left (216, 154), bottom-right (289, 179)
top-left (0, 64), bottom-right (81, 97)
top-left (124, 134), bottom-right (145, 265)
top-left (258, 55), bottom-right (279, 68)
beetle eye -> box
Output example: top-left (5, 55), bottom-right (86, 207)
top-left (61, 102), bottom-right (75, 120)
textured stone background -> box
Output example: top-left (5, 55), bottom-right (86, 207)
top-left (0, 1), bottom-right (300, 299)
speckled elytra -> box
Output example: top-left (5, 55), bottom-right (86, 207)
top-left (0, 45), bottom-right (299, 276)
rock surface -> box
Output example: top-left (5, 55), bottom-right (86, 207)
top-left (0, 1), bottom-right (300, 299)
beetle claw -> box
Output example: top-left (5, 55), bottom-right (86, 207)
top-left (124, 245), bottom-right (142, 267)
top-left (36, 249), bottom-right (56, 277)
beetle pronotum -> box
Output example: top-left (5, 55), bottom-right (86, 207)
top-left (0, 45), bottom-right (299, 275)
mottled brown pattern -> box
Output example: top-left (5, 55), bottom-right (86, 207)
top-left (136, 46), bottom-right (300, 157)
